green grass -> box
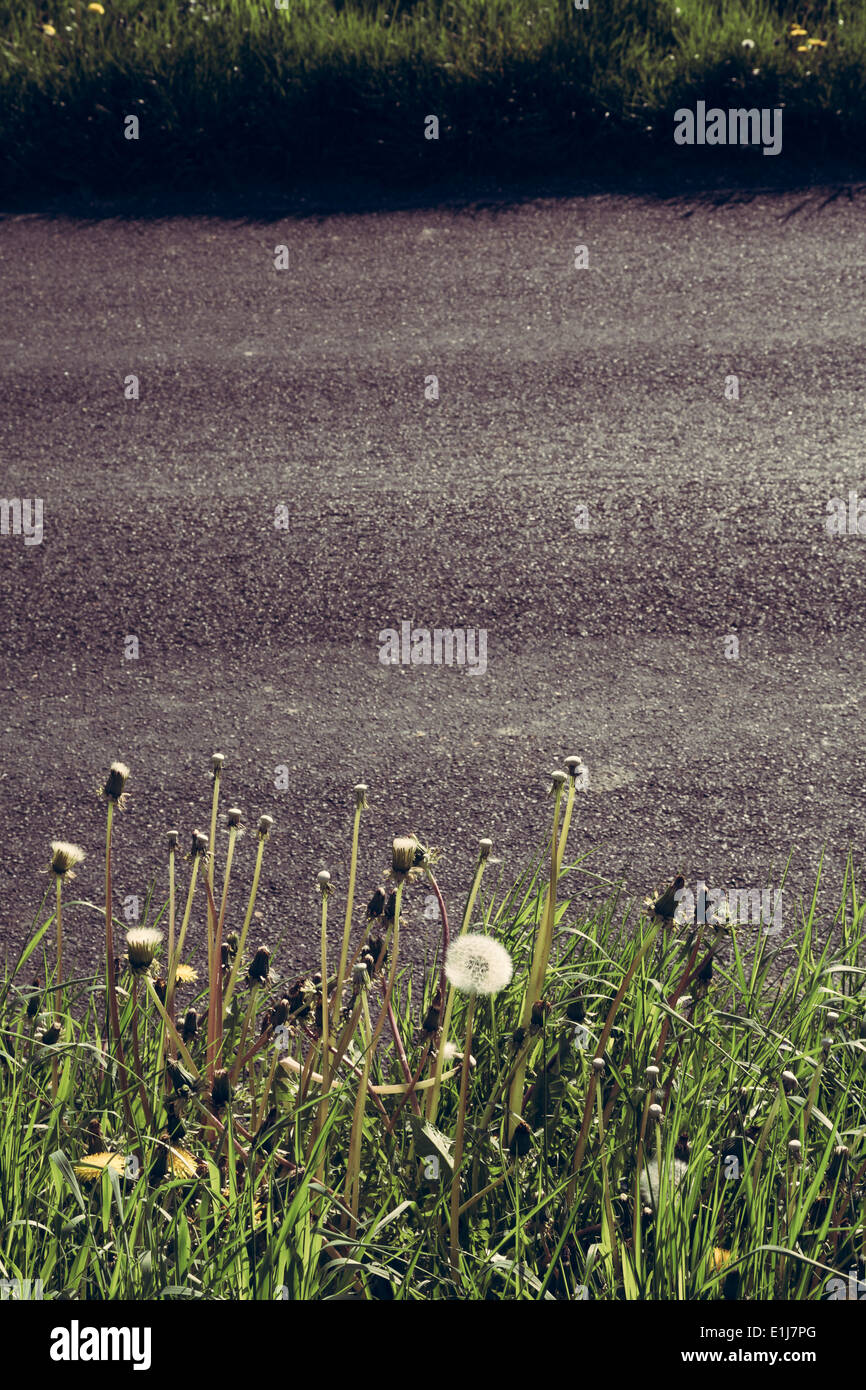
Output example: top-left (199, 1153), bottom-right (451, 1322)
top-left (0, 755), bottom-right (863, 1300)
top-left (0, 1), bottom-right (864, 198)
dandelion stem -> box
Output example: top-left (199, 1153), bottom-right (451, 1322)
top-left (223, 832), bottom-right (266, 1016)
top-left (334, 794), bottom-right (365, 1031)
top-left (449, 994), bottom-right (476, 1278)
top-left (104, 801), bottom-right (136, 1140)
top-left (507, 776), bottom-right (565, 1139)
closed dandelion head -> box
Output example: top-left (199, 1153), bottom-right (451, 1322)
top-left (316, 869), bottom-right (333, 898)
top-left (166, 829), bottom-right (179, 853)
top-left (249, 946), bottom-right (271, 984)
top-left (257, 814), bottom-right (274, 841)
top-left (101, 761), bottom-right (130, 807)
top-left (188, 829), bottom-right (209, 862)
top-left (126, 927), bottom-right (163, 974)
top-left (391, 835), bottom-right (418, 877)
top-left (225, 807), bottom-right (244, 836)
top-left (48, 840), bottom-right (85, 879)
top-left (444, 934), bottom-right (513, 997)
top-left (354, 783), bottom-right (369, 810)
top-left (211, 752), bottom-right (226, 777)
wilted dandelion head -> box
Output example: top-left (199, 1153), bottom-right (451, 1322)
top-left (102, 762), bottom-right (130, 805)
top-left (126, 927), bottom-right (163, 974)
top-left (445, 934), bottom-right (513, 997)
top-left (48, 840), bottom-right (85, 879)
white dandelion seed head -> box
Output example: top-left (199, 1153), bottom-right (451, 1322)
top-left (444, 934), bottom-right (513, 997)
top-left (49, 840), bottom-right (86, 876)
top-left (639, 1155), bottom-right (688, 1209)
top-left (126, 927), bottom-right (164, 971)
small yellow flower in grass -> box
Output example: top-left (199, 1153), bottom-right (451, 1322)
top-left (174, 962), bottom-right (198, 985)
top-left (42, 23), bottom-right (57, 35)
top-left (47, 841), bottom-right (85, 879)
top-left (167, 1146), bottom-right (198, 1179)
top-left (790, 25), bottom-right (808, 37)
top-left (710, 1247), bottom-right (732, 1274)
top-left (87, 2), bottom-right (105, 12)
top-left (445, 934), bottom-right (513, 997)
top-left (796, 44), bottom-right (809, 51)
top-left (126, 926), bottom-right (163, 974)
top-left (807, 38), bottom-right (827, 47)
top-left (74, 1152), bottom-right (126, 1182)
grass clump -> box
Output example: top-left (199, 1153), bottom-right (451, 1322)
top-left (0, 751), bottom-right (864, 1300)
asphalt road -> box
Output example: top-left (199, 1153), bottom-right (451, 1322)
top-left (1, 184), bottom-right (864, 982)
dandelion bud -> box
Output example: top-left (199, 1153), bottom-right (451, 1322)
top-left (211, 752), bottom-right (226, 775)
top-left (166, 829), bottom-right (179, 851)
top-left (354, 783), bottom-right (369, 809)
top-left (781, 1070), bottom-right (798, 1094)
top-left (26, 983), bottom-right (40, 1019)
top-left (41, 1020), bottom-right (62, 1046)
top-left (257, 814), bottom-right (274, 840)
top-left (787, 1139), bottom-right (802, 1162)
top-left (352, 963), bottom-right (369, 990)
top-left (384, 892), bottom-right (397, 922)
top-left (566, 997), bottom-right (585, 1024)
top-left (249, 947), bottom-right (271, 984)
top-left (227, 807), bottom-right (243, 828)
top-left (821, 1035), bottom-right (833, 1056)
top-left (478, 838), bottom-right (493, 860)
top-left (153, 976), bottom-right (167, 1005)
top-left (645, 1065), bottom-right (660, 1084)
top-left (181, 1009), bottom-right (198, 1043)
top-left (531, 999), bottom-right (551, 1030)
top-left (509, 1119), bottom-right (533, 1158)
top-left (827, 1145), bottom-right (849, 1182)
top-left (102, 761), bottom-right (130, 803)
top-left (48, 841), bottom-right (86, 878)
top-left (548, 770), bottom-right (567, 794)
top-left (648, 1103), bottom-right (663, 1124)
top-left (166, 1059), bottom-right (198, 1096)
top-left (825, 1010), bottom-right (839, 1032)
top-left (422, 991), bottom-right (442, 1034)
top-left (316, 870), bottom-right (332, 897)
top-left (391, 836), bottom-right (417, 875)
top-left (211, 1069), bottom-right (231, 1109)
top-left (126, 927), bottom-right (163, 974)
top-left (366, 887), bottom-right (386, 920)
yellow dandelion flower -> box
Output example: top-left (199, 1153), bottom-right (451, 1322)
top-left (790, 25), bottom-right (808, 37)
top-left (796, 44), bottom-right (809, 51)
top-left (73, 1152), bottom-right (126, 1182)
top-left (710, 1247), bottom-right (732, 1273)
top-left (87, 2), bottom-right (106, 11)
top-left (174, 962), bottom-right (198, 985)
top-left (42, 23), bottom-right (57, 35)
top-left (167, 1146), bottom-right (198, 1179)
top-left (807, 38), bottom-right (827, 47)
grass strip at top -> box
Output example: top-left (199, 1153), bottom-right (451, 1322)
top-left (1, 1), bottom-right (865, 196)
